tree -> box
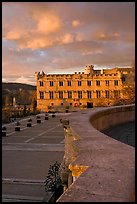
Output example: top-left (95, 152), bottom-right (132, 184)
top-left (122, 63), bottom-right (135, 104)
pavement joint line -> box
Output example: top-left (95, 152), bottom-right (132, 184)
top-left (4, 122), bottom-right (51, 137)
top-left (21, 127), bottom-right (28, 131)
top-left (6, 132), bottom-right (15, 136)
top-left (2, 142), bottom-right (64, 146)
top-left (32, 123), bottom-right (37, 127)
top-left (2, 194), bottom-right (43, 201)
top-left (24, 123), bottom-right (62, 143)
top-left (6, 127), bottom-right (29, 135)
top-left (2, 178), bottom-right (44, 184)
top-left (38, 124), bottom-right (62, 136)
top-left (41, 136), bottom-right (64, 138)
top-left (2, 148), bottom-right (64, 152)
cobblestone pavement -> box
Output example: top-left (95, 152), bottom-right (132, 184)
top-left (2, 113), bottom-right (70, 202)
top-left (102, 121), bottom-right (135, 147)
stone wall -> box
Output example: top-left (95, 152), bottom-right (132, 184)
top-left (90, 104), bottom-right (135, 131)
top-left (57, 104), bottom-right (135, 202)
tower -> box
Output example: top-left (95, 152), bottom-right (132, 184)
top-left (84, 65), bottom-right (94, 75)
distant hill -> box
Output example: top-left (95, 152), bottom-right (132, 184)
top-left (2, 82), bottom-right (36, 92)
top-left (2, 82), bottom-right (37, 107)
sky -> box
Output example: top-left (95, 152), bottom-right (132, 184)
top-left (2, 2), bottom-right (135, 85)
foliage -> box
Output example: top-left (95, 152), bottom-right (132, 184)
top-left (95, 97), bottom-right (112, 107)
top-left (44, 161), bottom-right (61, 192)
top-left (121, 65), bottom-right (135, 104)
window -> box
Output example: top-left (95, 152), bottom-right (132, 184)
top-left (106, 80), bottom-right (109, 86)
top-left (68, 81), bottom-right (71, 86)
top-left (59, 91), bottom-right (63, 99)
top-left (96, 90), bottom-right (101, 98)
top-left (78, 81), bottom-right (82, 86)
top-left (49, 91), bottom-right (54, 99)
top-left (114, 90), bottom-right (120, 98)
top-left (40, 81), bottom-right (44, 86)
top-left (87, 91), bottom-right (92, 99)
top-left (61, 103), bottom-right (63, 106)
top-left (50, 81), bottom-right (54, 86)
top-left (78, 91), bottom-right (82, 99)
top-left (114, 80), bottom-right (118, 86)
top-left (96, 80), bottom-right (100, 86)
top-left (68, 91), bottom-right (72, 99)
top-left (40, 91), bottom-right (44, 99)
top-left (59, 81), bottom-right (63, 86)
top-left (105, 90), bottom-right (110, 98)
top-left (87, 80), bottom-right (92, 86)
top-left (121, 77), bottom-right (126, 83)
top-left (51, 103), bottom-right (54, 106)
top-left (70, 103), bottom-right (72, 106)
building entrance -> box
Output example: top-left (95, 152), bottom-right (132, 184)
top-left (87, 102), bottom-right (93, 108)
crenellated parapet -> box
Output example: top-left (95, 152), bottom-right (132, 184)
top-left (59, 119), bottom-right (84, 190)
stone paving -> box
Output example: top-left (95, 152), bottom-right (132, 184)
top-left (2, 113), bottom-right (70, 202)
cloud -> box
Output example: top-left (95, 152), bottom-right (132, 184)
top-left (61, 33), bottom-right (75, 44)
top-left (36, 12), bottom-right (61, 34)
top-left (2, 75), bottom-right (36, 85)
top-left (2, 2), bottom-right (135, 49)
top-left (2, 2), bottom-right (135, 84)
top-left (15, 76), bottom-right (34, 85)
top-left (72, 20), bottom-right (81, 27)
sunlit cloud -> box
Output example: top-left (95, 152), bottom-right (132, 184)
top-left (72, 20), bottom-right (81, 27)
top-left (2, 2), bottom-right (135, 85)
top-left (61, 33), bottom-right (75, 44)
top-left (37, 14), bottom-right (61, 34)
top-left (82, 49), bottom-right (103, 56)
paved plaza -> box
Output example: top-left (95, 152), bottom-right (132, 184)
top-left (2, 113), bottom-right (70, 202)
top-left (2, 111), bottom-right (135, 202)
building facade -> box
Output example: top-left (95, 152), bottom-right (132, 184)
top-left (35, 65), bottom-right (132, 112)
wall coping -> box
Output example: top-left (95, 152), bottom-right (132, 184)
top-left (57, 104), bottom-right (135, 202)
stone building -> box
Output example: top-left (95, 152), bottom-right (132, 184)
top-left (35, 65), bottom-right (132, 112)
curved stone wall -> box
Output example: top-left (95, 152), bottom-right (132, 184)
top-left (90, 104), bottom-right (135, 131)
top-left (58, 104), bottom-right (135, 202)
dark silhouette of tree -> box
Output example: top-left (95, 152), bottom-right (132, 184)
top-left (122, 63), bottom-right (135, 103)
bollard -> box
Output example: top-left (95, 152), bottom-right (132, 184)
top-left (2, 126), bottom-right (7, 137)
top-left (15, 121), bottom-right (20, 131)
top-left (52, 113), bottom-right (56, 118)
top-left (27, 118), bottom-right (32, 127)
top-left (36, 115), bottom-right (41, 123)
top-left (37, 119), bottom-right (41, 123)
top-left (45, 113), bottom-right (49, 120)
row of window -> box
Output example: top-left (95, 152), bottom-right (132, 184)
top-left (40, 80), bottom-right (119, 87)
top-left (39, 90), bottom-right (120, 99)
